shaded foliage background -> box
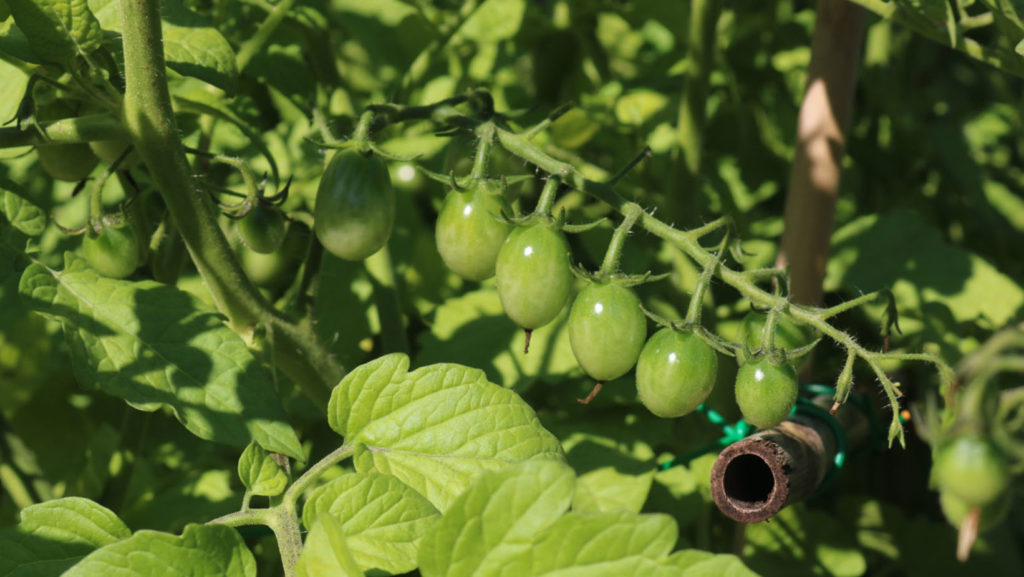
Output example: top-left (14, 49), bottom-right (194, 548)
top-left (2, 0), bottom-right (1024, 575)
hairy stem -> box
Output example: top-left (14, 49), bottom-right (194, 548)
top-left (119, 0), bottom-right (341, 403)
top-left (284, 444), bottom-right (355, 505)
top-left (598, 206), bottom-right (640, 276)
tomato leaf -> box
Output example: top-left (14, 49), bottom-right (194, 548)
top-left (88, 0), bottom-right (238, 92)
top-left (417, 460), bottom-right (576, 576)
top-left (327, 353), bottom-right (564, 510)
top-left (295, 513), bottom-right (364, 577)
top-left (6, 0), bottom-right (103, 64)
top-left (301, 471), bottom-right (439, 574)
top-left (419, 460), bottom-right (687, 577)
top-left (0, 497), bottom-right (130, 576)
top-left (18, 253), bottom-right (304, 461)
top-left (662, 551), bottom-right (760, 576)
top-left (236, 441), bottom-right (289, 497)
top-left (63, 524), bottom-right (256, 577)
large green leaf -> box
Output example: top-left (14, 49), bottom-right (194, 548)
top-left (327, 353), bottom-right (564, 510)
top-left (662, 551), bottom-right (761, 576)
top-left (0, 497), bottom-right (130, 576)
top-left (419, 460), bottom-right (688, 577)
top-left (6, 0), bottom-right (102, 64)
top-left (63, 524), bottom-right (256, 577)
top-left (560, 430), bottom-right (656, 514)
top-left (295, 514), bottom-right (364, 577)
top-left (418, 460), bottom-right (576, 577)
top-left (301, 472), bottom-right (439, 574)
top-left (505, 511), bottom-right (679, 576)
top-left (826, 211), bottom-right (1024, 328)
top-left (18, 253), bottom-right (303, 460)
top-left (88, 0), bottom-right (237, 91)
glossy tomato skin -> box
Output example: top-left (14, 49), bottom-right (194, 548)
top-left (636, 328), bottom-right (717, 417)
top-left (932, 434), bottom-right (1010, 506)
top-left (734, 358), bottom-right (798, 429)
top-left (82, 225), bottom-right (140, 279)
top-left (568, 282), bottom-right (647, 382)
top-left (238, 204), bottom-right (287, 254)
top-left (314, 149), bottom-right (394, 261)
top-left (495, 223), bottom-right (572, 330)
top-left (435, 185), bottom-right (511, 281)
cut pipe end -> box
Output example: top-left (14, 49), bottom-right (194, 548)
top-left (711, 439), bottom-right (791, 523)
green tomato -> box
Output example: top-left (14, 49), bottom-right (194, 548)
top-left (940, 489), bottom-right (1012, 532)
top-left (237, 204), bottom-right (287, 254)
top-left (240, 222), bottom-right (309, 288)
top-left (89, 137), bottom-right (139, 167)
top-left (636, 328), bottom-right (717, 418)
top-left (495, 223), bottom-right (572, 331)
top-left (932, 434), bottom-right (1010, 506)
top-left (314, 148), bottom-right (394, 261)
top-left (734, 358), bottom-right (798, 429)
top-left (81, 225), bottom-right (140, 279)
top-left (568, 282), bottom-right (647, 382)
top-left (740, 312), bottom-right (814, 369)
top-left (35, 100), bottom-right (99, 181)
top-left (435, 185), bottom-right (512, 282)
top-left (37, 143), bottom-right (98, 182)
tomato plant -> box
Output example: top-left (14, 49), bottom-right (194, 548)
top-left (237, 204), bottom-right (287, 255)
top-left (495, 222), bottom-right (572, 333)
top-left (940, 489), bottom-right (1012, 532)
top-left (932, 434), bottom-right (1011, 506)
top-left (568, 281), bottom-right (647, 383)
top-left (636, 327), bottom-right (718, 418)
top-left (81, 223), bottom-right (140, 280)
top-left (435, 183), bottom-right (511, 281)
top-left (314, 148), bottom-right (394, 261)
top-left (734, 357), bottom-right (798, 429)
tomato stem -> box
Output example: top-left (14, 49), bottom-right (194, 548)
top-left (598, 206), bottom-right (641, 278)
top-left (535, 175), bottom-right (562, 216)
top-left (119, 0), bottom-right (340, 407)
top-left (470, 123), bottom-right (494, 180)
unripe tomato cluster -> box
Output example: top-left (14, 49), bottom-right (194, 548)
top-left (423, 175), bottom-right (805, 422)
top-left (244, 135), bottom-right (814, 426)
